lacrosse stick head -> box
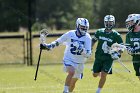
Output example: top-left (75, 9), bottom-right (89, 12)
top-left (40, 29), bottom-right (49, 44)
top-left (110, 43), bottom-right (127, 54)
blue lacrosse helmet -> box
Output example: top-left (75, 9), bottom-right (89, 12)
top-left (76, 18), bottom-right (89, 36)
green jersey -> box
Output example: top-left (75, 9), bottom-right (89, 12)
top-left (126, 31), bottom-right (140, 62)
top-left (92, 28), bottom-right (123, 59)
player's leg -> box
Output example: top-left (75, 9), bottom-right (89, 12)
top-left (98, 71), bottom-right (108, 88)
top-left (96, 59), bottom-right (113, 93)
top-left (93, 73), bottom-right (99, 77)
top-left (92, 59), bottom-right (103, 93)
top-left (69, 63), bottom-right (84, 92)
top-left (63, 62), bottom-right (75, 93)
top-left (64, 66), bottom-right (75, 92)
top-left (69, 78), bottom-right (78, 92)
top-left (96, 71), bottom-right (108, 93)
top-left (92, 58), bottom-right (102, 77)
top-left (133, 62), bottom-right (140, 80)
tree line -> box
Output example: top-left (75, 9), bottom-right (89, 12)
top-left (0, 0), bottom-right (140, 32)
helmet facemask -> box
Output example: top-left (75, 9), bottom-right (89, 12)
top-left (104, 21), bottom-right (115, 30)
top-left (125, 20), bottom-right (135, 31)
top-left (78, 24), bottom-right (88, 35)
top-left (104, 15), bottom-right (115, 30)
top-left (76, 18), bottom-right (89, 36)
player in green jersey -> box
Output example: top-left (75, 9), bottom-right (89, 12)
top-left (91, 15), bottom-right (123, 93)
top-left (125, 14), bottom-right (140, 80)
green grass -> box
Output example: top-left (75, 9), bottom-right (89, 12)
top-left (0, 31), bottom-right (139, 93)
top-left (0, 63), bottom-right (140, 93)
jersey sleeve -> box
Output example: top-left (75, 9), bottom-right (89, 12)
top-left (55, 31), bottom-right (69, 44)
top-left (125, 33), bottom-right (130, 44)
top-left (92, 29), bottom-right (100, 41)
top-left (85, 35), bottom-right (92, 51)
top-left (115, 32), bottom-right (123, 44)
top-left (83, 35), bottom-right (92, 58)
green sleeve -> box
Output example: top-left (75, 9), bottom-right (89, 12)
top-left (115, 32), bottom-right (123, 44)
top-left (92, 29), bottom-right (100, 40)
top-left (125, 34), bottom-right (130, 44)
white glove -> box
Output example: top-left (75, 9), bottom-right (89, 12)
top-left (111, 52), bottom-right (120, 60)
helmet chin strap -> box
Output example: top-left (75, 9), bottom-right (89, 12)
top-left (106, 27), bottom-right (112, 30)
top-left (105, 23), bottom-right (114, 30)
top-left (76, 28), bottom-right (85, 36)
top-left (129, 25), bottom-right (135, 32)
top-left (105, 26), bottom-right (112, 31)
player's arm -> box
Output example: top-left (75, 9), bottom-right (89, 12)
top-left (91, 37), bottom-right (97, 48)
top-left (40, 41), bottom-right (59, 50)
top-left (125, 34), bottom-right (133, 55)
top-left (109, 43), bottom-right (120, 60)
top-left (124, 34), bottom-right (140, 55)
top-left (110, 32), bottom-right (124, 60)
top-left (91, 31), bottom-right (99, 50)
top-left (126, 45), bottom-right (140, 55)
top-left (82, 37), bottom-right (92, 58)
top-left (112, 32), bottom-right (124, 54)
top-left (40, 32), bottom-right (69, 50)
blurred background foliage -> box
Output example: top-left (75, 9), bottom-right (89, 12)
top-left (0, 0), bottom-right (140, 32)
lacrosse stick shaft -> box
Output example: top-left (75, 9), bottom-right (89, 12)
top-left (34, 49), bottom-right (42, 80)
top-left (118, 59), bottom-right (131, 73)
top-left (108, 62), bottom-right (113, 74)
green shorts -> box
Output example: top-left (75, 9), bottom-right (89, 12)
top-left (92, 58), bottom-right (113, 74)
top-left (133, 62), bottom-right (140, 76)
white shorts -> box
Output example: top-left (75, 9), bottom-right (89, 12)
top-left (63, 60), bottom-right (84, 79)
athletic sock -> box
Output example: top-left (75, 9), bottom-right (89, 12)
top-left (96, 88), bottom-right (101, 93)
top-left (63, 86), bottom-right (69, 92)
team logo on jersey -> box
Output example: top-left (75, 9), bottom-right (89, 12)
top-left (99, 36), bottom-right (113, 42)
top-left (130, 38), bottom-right (140, 41)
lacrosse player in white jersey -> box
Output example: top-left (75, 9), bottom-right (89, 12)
top-left (40, 18), bottom-right (92, 93)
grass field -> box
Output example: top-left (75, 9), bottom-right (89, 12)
top-left (0, 62), bottom-right (140, 93)
top-left (0, 32), bottom-right (140, 93)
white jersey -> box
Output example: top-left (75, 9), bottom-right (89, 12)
top-left (56, 30), bottom-right (91, 63)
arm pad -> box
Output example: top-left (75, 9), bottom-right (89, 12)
top-left (40, 41), bottom-right (59, 50)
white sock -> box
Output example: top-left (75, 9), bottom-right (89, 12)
top-left (64, 86), bottom-right (69, 92)
top-left (96, 88), bottom-right (101, 93)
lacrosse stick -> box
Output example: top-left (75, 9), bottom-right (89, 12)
top-left (108, 43), bottom-right (130, 73)
top-left (111, 43), bottom-right (131, 73)
top-left (34, 29), bottom-right (49, 81)
top-left (108, 59), bottom-right (131, 73)
top-left (117, 58), bottom-right (131, 73)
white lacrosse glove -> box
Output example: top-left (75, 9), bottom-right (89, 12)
top-left (110, 50), bottom-right (121, 60)
top-left (110, 51), bottom-right (120, 60)
top-left (111, 43), bottom-right (126, 53)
